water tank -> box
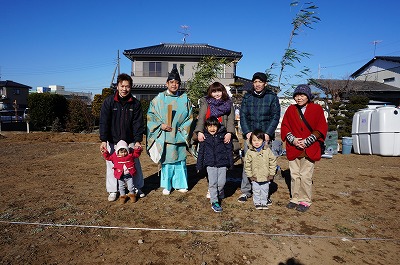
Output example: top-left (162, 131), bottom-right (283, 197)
top-left (370, 106), bottom-right (400, 156)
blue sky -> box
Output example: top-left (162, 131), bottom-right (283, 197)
top-left (1, 0), bottom-right (399, 96)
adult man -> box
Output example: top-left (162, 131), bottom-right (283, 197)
top-left (99, 73), bottom-right (145, 201)
top-left (146, 68), bottom-right (193, 195)
top-left (238, 72), bottom-right (281, 202)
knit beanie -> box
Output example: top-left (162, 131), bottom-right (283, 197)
top-left (166, 67), bottom-right (181, 83)
top-left (115, 140), bottom-right (129, 153)
top-left (293, 84), bottom-right (313, 100)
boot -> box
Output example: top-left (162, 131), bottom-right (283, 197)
top-left (128, 193), bottom-right (137, 203)
top-left (119, 195), bottom-right (128, 204)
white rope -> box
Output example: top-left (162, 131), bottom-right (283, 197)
top-left (0, 220), bottom-right (398, 242)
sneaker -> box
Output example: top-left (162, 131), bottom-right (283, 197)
top-left (260, 204), bottom-right (269, 210)
top-left (286, 202), bottom-right (298, 209)
top-left (211, 202), bottom-right (223, 213)
top-left (108, 192), bottom-right (117, 202)
top-left (162, 189), bottom-right (171, 195)
top-left (267, 198), bottom-right (273, 206)
top-left (296, 202), bottom-right (310, 212)
top-left (206, 190), bottom-right (210, 199)
top-left (136, 189), bottom-right (145, 198)
top-left (237, 194), bottom-right (249, 203)
top-left (255, 204), bottom-right (263, 210)
top-left (177, 189), bottom-right (188, 193)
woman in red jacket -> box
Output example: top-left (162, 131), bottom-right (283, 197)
top-left (281, 84), bottom-right (328, 212)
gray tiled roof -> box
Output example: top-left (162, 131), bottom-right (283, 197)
top-left (311, 79), bottom-right (399, 92)
top-left (351, 56), bottom-right (400, 77)
top-left (124, 43), bottom-right (242, 60)
top-left (0, 80), bottom-right (31, 89)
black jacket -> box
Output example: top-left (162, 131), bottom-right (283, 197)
top-left (99, 92), bottom-right (144, 144)
top-left (196, 126), bottom-right (234, 171)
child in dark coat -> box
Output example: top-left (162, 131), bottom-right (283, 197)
top-left (196, 116), bottom-right (234, 212)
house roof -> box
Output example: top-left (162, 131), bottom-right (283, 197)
top-left (351, 56), bottom-right (400, 78)
top-left (124, 43), bottom-right (243, 61)
top-left (312, 79), bottom-right (400, 92)
top-left (0, 80), bottom-right (31, 89)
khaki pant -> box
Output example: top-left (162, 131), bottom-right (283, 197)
top-left (289, 157), bottom-right (315, 205)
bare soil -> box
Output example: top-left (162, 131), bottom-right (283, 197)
top-left (0, 131), bottom-right (399, 265)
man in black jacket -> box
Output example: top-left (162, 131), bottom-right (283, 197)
top-left (99, 73), bottom-right (145, 201)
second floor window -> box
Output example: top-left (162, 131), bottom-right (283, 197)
top-left (149, 62), bottom-right (162, 77)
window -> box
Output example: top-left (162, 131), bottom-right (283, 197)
top-left (149, 62), bottom-right (162, 77)
top-left (383, 77), bottom-right (395, 83)
top-left (143, 62), bottom-right (168, 77)
top-left (180, 64), bottom-right (185, 76)
top-left (13, 89), bottom-right (20, 95)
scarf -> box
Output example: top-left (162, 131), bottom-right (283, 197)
top-left (255, 141), bottom-right (266, 152)
top-left (206, 97), bottom-right (232, 118)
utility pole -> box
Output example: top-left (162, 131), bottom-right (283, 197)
top-left (110, 50), bottom-right (120, 88)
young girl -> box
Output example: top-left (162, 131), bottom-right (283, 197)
top-left (102, 140), bottom-right (142, 204)
top-left (281, 84), bottom-right (328, 212)
top-left (244, 129), bottom-right (277, 210)
top-left (196, 116), bottom-right (233, 213)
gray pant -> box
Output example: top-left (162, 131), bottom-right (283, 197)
top-left (206, 166), bottom-right (227, 203)
top-left (118, 174), bottom-right (135, 196)
top-left (252, 181), bottom-right (270, 206)
top-left (240, 140), bottom-right (252, 196)
top-left (241, 140), bottom-right (277, 196)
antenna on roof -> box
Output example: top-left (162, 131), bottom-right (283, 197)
top-left (178, 25), bottom-right (190, 44)
top-left (371, 40), bottom-right (382, 57)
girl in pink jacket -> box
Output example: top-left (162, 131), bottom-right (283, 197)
top-left (102, 140), bottom-right (142, 204)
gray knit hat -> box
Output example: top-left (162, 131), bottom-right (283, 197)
top-left (293, 84), bottom-right (313, 100)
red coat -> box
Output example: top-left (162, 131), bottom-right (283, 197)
top-left (103, 148), bottom-right (142, 179)
top-left (281, 103), bottom-right (328, 162)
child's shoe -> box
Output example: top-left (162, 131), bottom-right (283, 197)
top-left (267, 198), bottom-right (273, 206)
top-left (211, 202), bottom-right (223, 213)
top-left (119, 195), bottom-right (128, 204)
top-left (128, 193), bottom-right (137, 203)
top-left (255, 204), bottom-right (263, 210)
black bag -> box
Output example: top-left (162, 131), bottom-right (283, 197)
top-left (296, 106), bottom-right (325, 155)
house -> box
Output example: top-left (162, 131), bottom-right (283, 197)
top-left (36, 85), bottom-right (92, 102)
top-left (312, 56), bottom-right (400, 107)
top-left (123, 43), bottom-right (243, 100)
top-left (0, 80), bottom-right (31, 121)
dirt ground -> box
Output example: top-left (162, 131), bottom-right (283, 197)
top-left (0, 131), bottom-right (399, 265)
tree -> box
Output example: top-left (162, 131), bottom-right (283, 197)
top-left (27, 93), bottom-right (68, 130)
top-left (186, 56), bottom-right (229, 109)
top-left (265, 1), bottom-right (320, 101)
top-left (91, 88), bottom-right (114, 124)
top-left (66, 95), bottom-right (94, 133)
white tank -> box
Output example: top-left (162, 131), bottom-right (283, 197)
top-left (370, 106), bottom-right (400, 156)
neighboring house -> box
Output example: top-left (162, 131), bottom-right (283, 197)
top-left (36, 85), bottom-right (92, 102)
top-left (0, 80), bottom-right (31, 121)
top-left (312, 56), bottom-right (400, 106)
top-left (123, 43), bottom-right (243, 100)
